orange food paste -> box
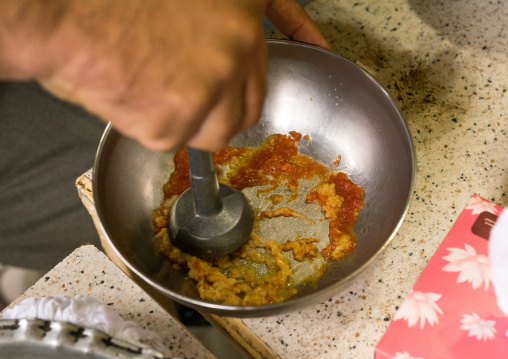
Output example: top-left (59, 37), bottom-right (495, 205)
top-left (151, 132), bottom-right (364, 305)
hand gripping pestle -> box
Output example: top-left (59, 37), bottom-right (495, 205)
top-left (168, 147), bottom-right (254, 258)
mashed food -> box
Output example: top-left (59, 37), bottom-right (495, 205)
top-left (151, 132), bottom-right (364, 306)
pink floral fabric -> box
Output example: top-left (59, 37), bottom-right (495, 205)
top-left (376, 194), bottom-right (508, 359)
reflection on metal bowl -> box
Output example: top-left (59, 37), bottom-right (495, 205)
top-left (92, 39), bottom-right (415, 317)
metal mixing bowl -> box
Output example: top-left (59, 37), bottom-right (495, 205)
top-left (93, 40), bottom-right (415, 317)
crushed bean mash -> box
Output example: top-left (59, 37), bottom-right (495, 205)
top-left (151, 132), bottom-right (364, 305)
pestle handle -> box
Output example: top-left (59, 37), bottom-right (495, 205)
top-left (186, 146), bottom-right (222, 216)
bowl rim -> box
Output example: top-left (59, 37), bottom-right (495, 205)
top-left (92, 39), bottom-right (416, 317)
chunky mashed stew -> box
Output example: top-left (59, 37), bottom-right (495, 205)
top-left (151, 132), bottom-right (364, 306)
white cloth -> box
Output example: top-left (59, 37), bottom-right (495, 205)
top-left (489, 208), bottom-right (508, 316)
top-left (2, 295), bottom-right (173, 357)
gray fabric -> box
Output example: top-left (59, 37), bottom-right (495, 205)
top-left (0, 82), bottom-right (105, 271)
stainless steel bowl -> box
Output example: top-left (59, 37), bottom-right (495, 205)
top-left (93, 39), bottom-right (415, 317)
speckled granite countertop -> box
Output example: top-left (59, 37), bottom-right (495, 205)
top-left (241, 0), bottom-right (507, 357)
top-left (0, 244), bottom-right (216, 359)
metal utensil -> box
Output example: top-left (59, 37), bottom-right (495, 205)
top-left (0, 318), bottom-right (165, 359)
top-left (169, 147), bottom-right (254, 257)
top-left (92, 40), bottom-right (415, 317)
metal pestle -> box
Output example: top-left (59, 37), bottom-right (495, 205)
top-left (168, 146), bottom-right (254, 258)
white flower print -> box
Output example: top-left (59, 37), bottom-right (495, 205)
top-left (394, 290), bottom-right (443, 329)
top-left (393, 351), bottom-right (423, 359)
top-left (465, 196), bottom-right (498, 215)
top-left (442, 244), bottom-right (491, 291)
top-left (460, 312), bottom-right (497, 341)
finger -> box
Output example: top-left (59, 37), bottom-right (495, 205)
top-left (240, 37), bottom-right (268, 132)
top-left (40, 78), bottom-right (190, 151)
top-left (118, 96), bottom-right (207, 152)
top-left (90, 89), bottom-right (209, 152)
top-left (265, 0), bottom-right (330, 49)
top-left (187, 78), bottom-right (245, 151)
top-left (104, 105), bottom-right (194, 152)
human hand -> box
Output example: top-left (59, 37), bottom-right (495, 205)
top-left (266, 0), bottom-right (330, 50)
top-left (0, 0), bottom-right (328, 151)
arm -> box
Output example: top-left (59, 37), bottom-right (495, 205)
top-left (0, 0), bottom-right (328, 152)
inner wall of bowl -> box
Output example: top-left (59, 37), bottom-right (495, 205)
top-left (234, 42), bottom-right (413, 291)
top-left (94, 41), bottom-right (413, 310)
